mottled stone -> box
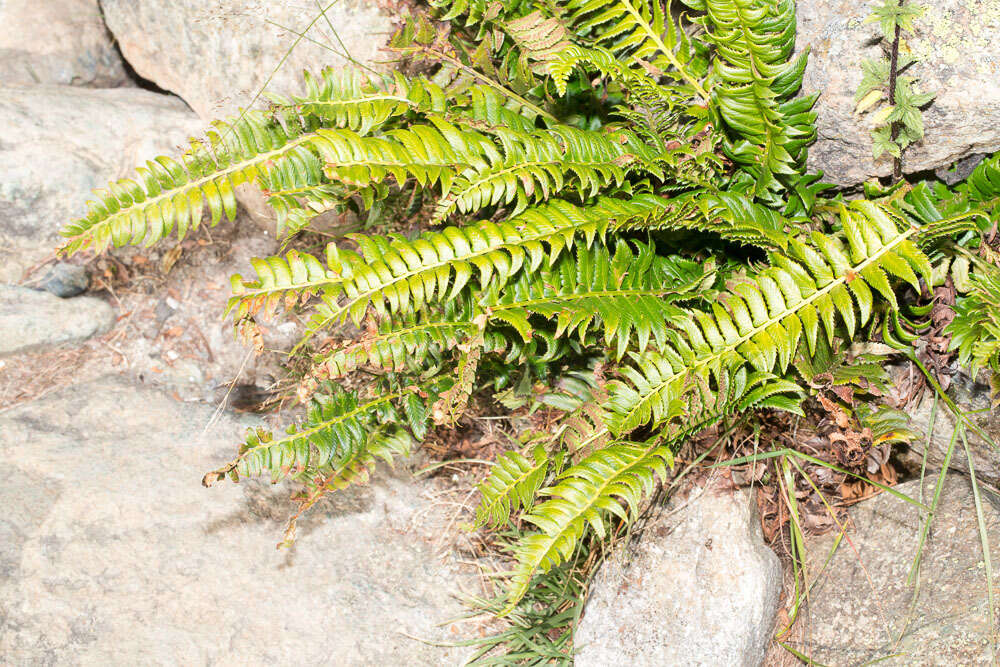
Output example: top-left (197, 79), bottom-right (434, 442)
top-left (0, 86), bottom-right (203, 283)
top-left (575, 487), bottom-right (781, 666)
top-left (100, 0), bottom-right (396, 120)
top-left (797, 0), bottom-right (1000, 186)
top-left (0, 0), bottom-right (127, 87)
top-left (0, 377), bottom-right (470, 664)
top-left (794, 474), bottom-right (999, 664)
top-left (0, 286), bottom-right (114, 356)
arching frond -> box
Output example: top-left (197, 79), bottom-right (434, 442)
top-left (228, 195), bottom-right (672, 335)
top-left (432, 126), bottom-right (639, 222)
top-left (700, 0), bottom-right (816, 193)
top-left (202, 380), bottom-right (441, 487)
top-left (503, 365), bottom-right (802, 611)
top-left (605, 201), bottom-right (931, 436)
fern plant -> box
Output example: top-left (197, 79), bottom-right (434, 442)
top-left (60, 0), bottom-right (998, 657)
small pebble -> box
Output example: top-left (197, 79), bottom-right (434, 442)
top-left (37, 263), bottom-right (89, 298)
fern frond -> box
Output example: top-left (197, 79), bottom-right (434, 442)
top-left (947, 259), bottom-right (1000, 374)
top-left (475, 445), bottom-right (551, 529)
top-left (486, 241), bottom-right (714, 356)
top-left (228, 195), bottom-right (672, 335)
top-left (700, 0), bottom-right (815, 193)
top-left (268, 68), bottom-right (446, 135)
top-left (60, 112), bottom-right (311, 254)
top-left (616, 190), bottom-right (797, 251)
top-left (309, 301), bottom-right (478, 380)
top-left (432, 126), bottom-right (640, 222)
top-left (558, 0), bottom-right (708, 97)
top-left (202, 380), bottom-right (440, 486)
top-left (503, 365), bottom-right (800, 611)
top-left (605, 201), bottom-right (931, 435)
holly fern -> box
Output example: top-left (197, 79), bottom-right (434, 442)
top-left (59, 0), bottom-right (995, 636)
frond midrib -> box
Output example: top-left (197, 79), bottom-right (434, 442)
top-left (614, 224), bottom-right (918, 430)
top-left (62, 133), bottom-right (316, 248)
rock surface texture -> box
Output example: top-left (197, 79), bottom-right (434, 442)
top-left (796, 474), bottom-right (999, 664)
top-left (0, 86), bottom-right (203, 283)
top-left (0, 377), bottom-right (470, 664)
top-left (0, 0), bottom-right (127, 87)
top-left (575, 487), bottom-right (782, 667)
top-left (904, 369), bottom-right (1000, 488)
top-left (0, 287), bottom-right (114, 356)
top-left (100, 0), bottom-right (396, 119)
top-left (797, 0), bottom-right (1000, 186)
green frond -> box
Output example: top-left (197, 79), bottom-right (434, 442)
top-left (60, 111), bottom-right (308, 254)
top-left (963, 153), bottom-right (1000, 212)
top-left (474, 445), bottom-right (551, 529)
top-left (486, 241), bottom-right (715, 356)
top-left (615, 190), bottom-right (797, 251)
top-left (202, 380), bottom-right (441, 487)
top-left (432, 126), bottom-right (640, 222)
top-left (504, 439), bottom-right (671, 610)
top-left (700, 0), bottom-right (816, 192)
top-left (604, 200), bottom-right (930, 435)
top-left (503, 365), bottom-right (800, 611)
top-left (268, 68), bottom-right (446, 134)
top-left (947, 260), bottom-right (1000, 374)
top-left (228, 196), bottom-right (670, 336)
top-left (257, 146), bottom-right (387, 237)
top-left (557, 0), bottom-right (708, 97)
top-left (310, 301), bottom-right (478, 380)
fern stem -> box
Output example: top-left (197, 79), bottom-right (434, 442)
top-left (888, 0), bottom-right (904, 182)
top-left (619, 0), bottom-right (709, 100)
top-left (403, 43), bottom-right (557, 123)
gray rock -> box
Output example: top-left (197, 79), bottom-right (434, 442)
top-left (575, 487), bottom-right (781, 667)
top-left (100, 0), bottom-right (396, 120)
top-left (797, 0), bottom-right (1000, 186)
top-left (0, 286), bottom-right (114, 356)
top-left (0, 86), bottom-right (203, 283)
top-left (0, 0), bottom-right (127, 87)
top-left (905, 370), bottom-right (1000, 489)
top-left (0, 376), bottom-right (471, 664)
top-left (795, 474), bottom-right (999, 664)
top-left (36, 262), bottom-right (89, 298)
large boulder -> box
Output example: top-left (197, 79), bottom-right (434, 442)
top-left (797, 0), bottom-right (1000, 186)
top-left (795, 474), bottom-right (998, 664)
top-left (0, 376), bottom-right (471, 664)
top-left (0, 0), bottom-right (127, 87)
top-left (0, 286), bottom-right (115, 356)
top-left (100, 0), bottom-right (397, 120)
top-left (0, 86), bottom-right (204, 283)
top-left (575, 486), bottom-right (782, 666)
